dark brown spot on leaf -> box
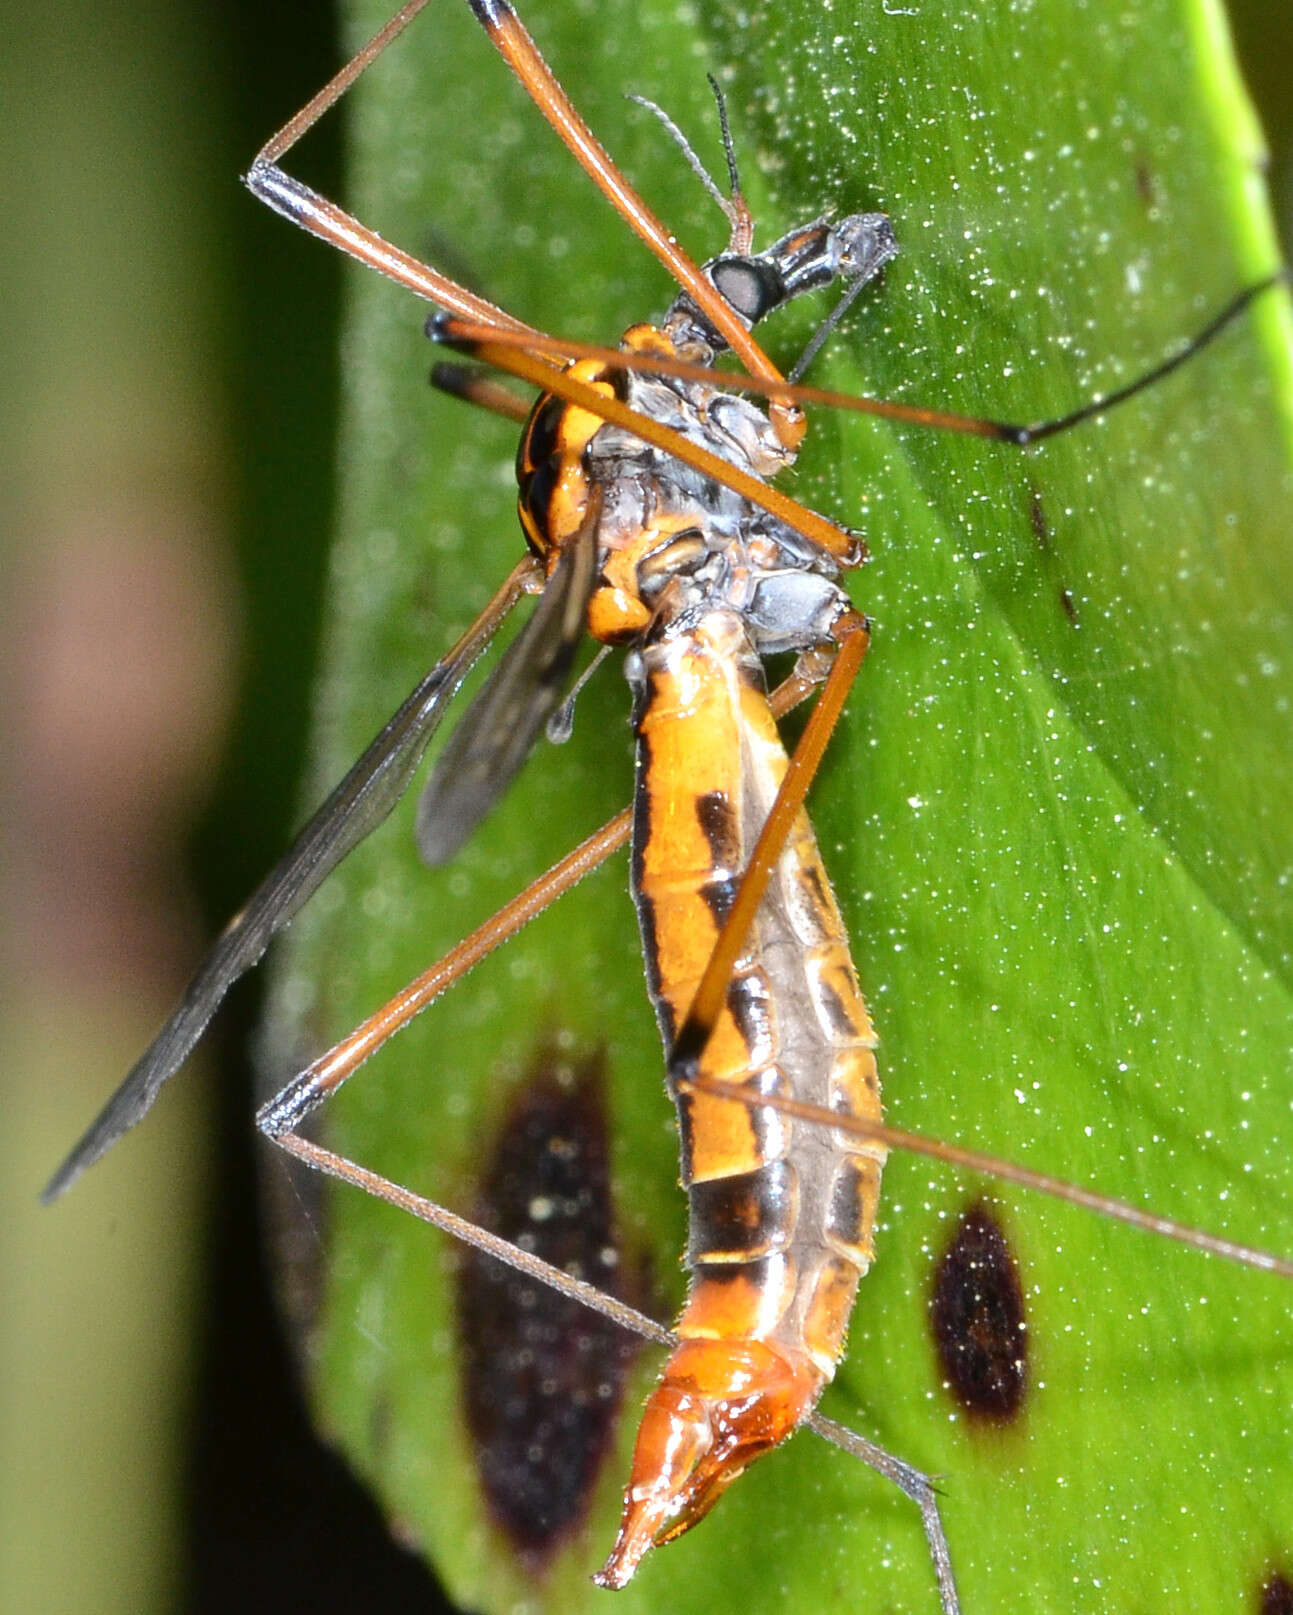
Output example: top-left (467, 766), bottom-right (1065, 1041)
top-left (1059, 586), bottom-right (1079, 624)
top-left (456, 1049), bottom-right (640, 1567)
top-left (930, 1202), bottom-right (1028, 1423)
top-left (1259, 1570), bottom-right (1293, 1615)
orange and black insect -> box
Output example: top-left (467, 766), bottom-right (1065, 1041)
top-left (44, 0), bottom-right (1292, 1608)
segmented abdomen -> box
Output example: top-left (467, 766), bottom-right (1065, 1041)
top-left (630, 608), bottom-right (884, 1381)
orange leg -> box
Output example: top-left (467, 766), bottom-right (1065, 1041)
top-left (433, 274), bottom-right (1293, 447)
top-left (244, 0), bottom-right (1289, 458)
top-left (669, 610), bottom-right (872, 1069)
top-left (244, 0), bottom-right (802, 431)
top-left (255, 763), bottom-right (962, 1615)
top-left (259, 1128), bottom-right (960, 1613)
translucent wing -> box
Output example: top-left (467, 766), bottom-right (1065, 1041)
top-left (416, 514), bottom-right (598, 867)
top-left (42, 561), bottom-right (537, 1202)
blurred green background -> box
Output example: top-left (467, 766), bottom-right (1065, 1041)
top-left (1, 1), bottom-right (1288, 1612)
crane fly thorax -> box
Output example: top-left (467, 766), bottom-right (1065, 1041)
top-left (514, 208), bottom-right (899, 652)
top-left (517, 321), bottom-right (851, 646)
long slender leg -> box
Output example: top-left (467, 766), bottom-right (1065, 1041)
top-left (244, 161), bottom-right (541, 335)
top-left (243, 0), bottom-right (805, 438)
top-left (258, 808), bottom-right (631, 1139)
top-left (434, 267), bottom-right (1292, 446)
top-left (265, 1123), bottom-right (961, 1615)
top-left (676, 1077), bottom-right (1293, 1279)
top-left (464, 1), bottom-right (796, 416)
top-left (245, 0), bottom-right (539, 331)
top-left (254, 657), bottom-right (831, 1166)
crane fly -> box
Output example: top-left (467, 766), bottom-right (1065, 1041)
top-left (44, 0), bottom-right (1293, 1609)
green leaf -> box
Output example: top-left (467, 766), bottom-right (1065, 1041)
top-left (266, 0), bottom-right (1293, 1610)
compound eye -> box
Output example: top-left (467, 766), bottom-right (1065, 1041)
top-left (709, 256), bottom-right (784, 323)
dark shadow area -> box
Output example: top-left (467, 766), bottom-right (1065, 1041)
top-left (181, 0), bottom-right (451, 1608)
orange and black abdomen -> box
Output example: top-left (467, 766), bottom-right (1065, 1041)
top-left (631, 610), bottom-right (885, 1361)
top-left (597, 607), bottom-right (886, 1584)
